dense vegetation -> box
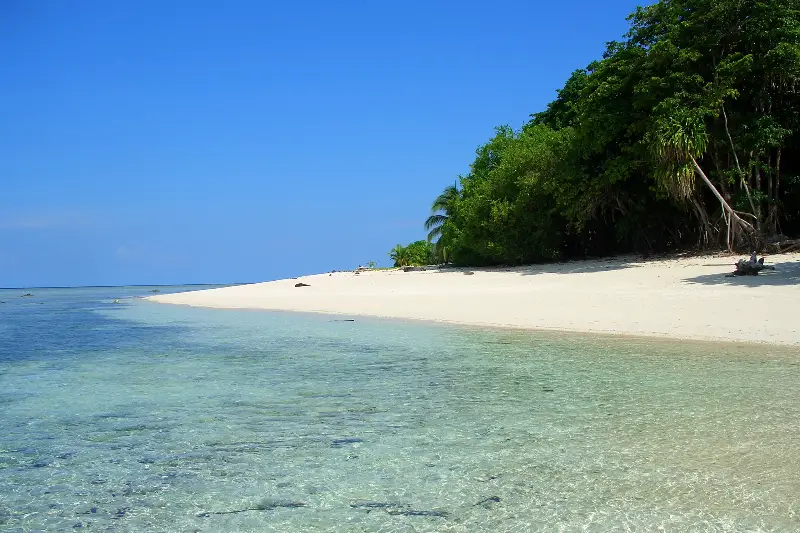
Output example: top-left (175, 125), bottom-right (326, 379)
top-left (389, 240), bottom-right (435, 267)
top-left (394, 0), bottom-right (800, 266)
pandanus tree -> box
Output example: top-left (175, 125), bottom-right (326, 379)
top-left (649, 103), bottom-right (757, 250)
top-left (632, 0), bottom-right (800, 248)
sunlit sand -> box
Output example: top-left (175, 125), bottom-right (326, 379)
top-left (149, 253), bottom-right (800, 346)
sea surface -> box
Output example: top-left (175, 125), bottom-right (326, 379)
top-left (0, 286), bottom-right (798, 533)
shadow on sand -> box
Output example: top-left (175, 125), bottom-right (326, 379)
top-left (683, 260), bottom-right (800, 287)
top-left (429, 256), bottom-right (644, 277)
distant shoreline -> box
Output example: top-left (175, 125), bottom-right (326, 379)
top-left (147, 253), bottom-right (800, 346)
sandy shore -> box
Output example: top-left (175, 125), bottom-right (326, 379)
top-left (149, 253), bottom-right (800, 346)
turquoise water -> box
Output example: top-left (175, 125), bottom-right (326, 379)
top-left (1, 287), bottom-right (799, 532)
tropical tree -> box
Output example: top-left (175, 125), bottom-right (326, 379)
top-left (424, 183), bottom-right (460, 262)
top-left (404, 240), bottom-right (434, 265)
top-left (389, 244), bottom-right (410, 267)
top-left (389, 241), bottom-right (434, 267)
top-left (425, 183), bottom-right (459, 241)
top-left (415, 0), bottom-right (800, 266)
top-left (648, 103), bottom-right (756, 250)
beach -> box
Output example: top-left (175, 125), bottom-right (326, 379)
top-left (149, 253), bottom-right (800, 346)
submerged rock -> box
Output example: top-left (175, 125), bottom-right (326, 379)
top-left (256, 499), bottom-right (307, 510)
top-left (387, 508), bottom-right (448, 517)
top-left (350, 501), bottom-right (447, 518)
top-left (331, 437), bottom-right (363, 448)
top-left (475, 496), bottom-right (501, 506)
top-left (197, 499), bottom-right (307, 517)
top-left (350, 501), bottom-right (408, 510)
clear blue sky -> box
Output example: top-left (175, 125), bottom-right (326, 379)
top-left (1, 0), bottom-right (643, 287)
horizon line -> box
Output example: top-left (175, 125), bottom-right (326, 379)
top-left (0, 282), bottom-right (250, 290)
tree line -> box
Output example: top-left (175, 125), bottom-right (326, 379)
top-left (391, 0), bottom-right (800, 267)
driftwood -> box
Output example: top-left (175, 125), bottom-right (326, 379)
top-left (764, 238), bottom-right (800, 254)
top-left (729, 254), bottom-right (776, 276)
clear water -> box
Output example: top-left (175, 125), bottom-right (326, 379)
top-left (1, 286), bottom-right (798, 533)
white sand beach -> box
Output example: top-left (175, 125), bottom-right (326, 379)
top-left (149, 253), bottom-right (800, 346)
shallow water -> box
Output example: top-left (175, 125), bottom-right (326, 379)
top-left (1, 286), bottom-right (798, 532)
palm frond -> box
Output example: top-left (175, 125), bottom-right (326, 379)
top-left (430, 184), bottom-right (459, 214)
top-left (426, 225), bottom-right (444, 243)
top-left (424, 214), bottom-right (448, 231)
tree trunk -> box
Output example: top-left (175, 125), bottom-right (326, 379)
top-left (767, 152), bottom-right (773, 203)
top-left (755, 163), bottom-right (761, 195)
top-left (691, 156), bottom-right (755, 249)
top-left (690, 196), bottom-right (713, 248)
top-left (754, 163), bottom-right (762, 228)
top-left (773, 147), bottom-right (781, 230)
top-left (767, 151), bottom-right (775, 235)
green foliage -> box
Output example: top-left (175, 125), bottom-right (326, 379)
top-left (425, 184), bottom-right (459, 242)
top-left (389, 241), bottom-right (434, 267)
top-left (419, 0), bottom-right (800, 262)
top-left (424, 183), bottom-right (460, 263)
top-left (447, 125), bottom-right (570, 264)
top-left (389, 245), bottom-right (409, 267)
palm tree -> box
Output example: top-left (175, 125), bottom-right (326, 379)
top-left (389, 244), bottom-right (409, 267)
top-left (424, 183), bottom-right (459, 243)
top-left (424, 183), bottom-right (460, 262)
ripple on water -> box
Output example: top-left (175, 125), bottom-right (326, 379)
top-left (0, 287), bottom-right (799, 531)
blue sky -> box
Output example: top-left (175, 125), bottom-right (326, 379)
top-left (1, 0), bottom-right (643, 287)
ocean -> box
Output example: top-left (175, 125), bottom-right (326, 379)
top-left (1, 286), bottom-right (798, 532)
